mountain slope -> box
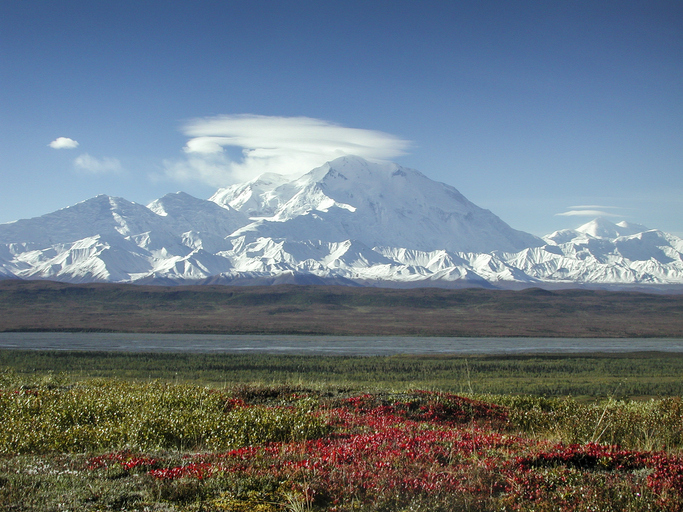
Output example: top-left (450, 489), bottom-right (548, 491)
top-left (147, 191), bottom-right (247, 236)
top-left (0, 195), bottom-right (164, 245)
top-left (0, 157), bottom-right (681, 289)
top-left (211, 156), bottom-right (543, 253)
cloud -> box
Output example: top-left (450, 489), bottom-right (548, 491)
top-left (162, 153), bottom-right (233, 187)
top-left (556, 209), bottom-right (621, 218)
top-left (163, 114), bottom-right (412, 187)
top-left (49, 137), bottom-right (79, 149)
top-left (74, 153), bottom-right (123, 174)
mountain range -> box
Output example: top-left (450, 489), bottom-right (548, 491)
top-left (1, 155), bottom-right (682, 291)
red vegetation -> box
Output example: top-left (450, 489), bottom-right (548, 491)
top-left (87, 392), bottom-right (683, 510)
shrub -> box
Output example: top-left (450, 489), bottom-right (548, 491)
top-left (0, 380), bottom-right (329, 454)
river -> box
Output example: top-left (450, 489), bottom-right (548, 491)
top-left (0, 332), bottom-right (681, 355)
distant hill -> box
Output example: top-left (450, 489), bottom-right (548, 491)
top-left (0, 280), bottom-right (681, 337)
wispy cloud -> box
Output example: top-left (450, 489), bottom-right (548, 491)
top-left (162, 114), bottom-right (412, 187)
top-left (74, 153), bottom-right (123, 174)
top-left (556, 209), bottom-right (621, 218)
top-left (162, 153), bottom-right (233, 187)
top-left (48, 137), bottom-right (79, 149)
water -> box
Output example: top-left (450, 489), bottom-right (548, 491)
top-left (0, 332), bottom-right (681, 356)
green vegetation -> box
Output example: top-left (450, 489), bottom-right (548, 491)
top-left (2, 279), bottom-right (682, 509)
top-left (0, 371), bottom-right (328, 455)
top-left (2, 349), bottom-right (683, 510)
top-left (1, 371), bottom-right (683, 511)
top-left (2, 349), bottom-right (683, 397)
top-left (484, 393), bottom-right (683, 451)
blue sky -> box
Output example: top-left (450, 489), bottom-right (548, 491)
top-left (1, 0), bottom-right (681, 236)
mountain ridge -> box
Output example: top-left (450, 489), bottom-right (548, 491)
top-left (1, 156), bottom-right (682, 290)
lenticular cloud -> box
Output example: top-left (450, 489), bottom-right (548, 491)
top-left (164, 114), bottom-right (411, 186)
top-left (556, 209), bottom-right (621, 218)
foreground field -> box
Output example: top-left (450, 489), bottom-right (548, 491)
top-left (1, 280), bottom-right (683, 337)
top-left (2, 367), bottom-right (683, 511)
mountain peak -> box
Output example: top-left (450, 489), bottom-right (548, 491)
top-left (576, 218), bottom-right (649, 239)
top-left (3, 156), bottom-right (679, 288)
top-left (210, 172), bottom-right (292, 217)
top-left (615, 220), bottom-right (650, 235)
top-left (214, 155), bottom-right (543, 253)
top-left (148, 191), bottom-right (247, 236)
top-left (576, 218), bottom-right (621, 238)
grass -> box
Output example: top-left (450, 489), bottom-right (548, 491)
top-left (3, 349), bottom-right (683, 397)
top-left (2, 372), bottom-right (683, 511)
top-left (2, 342), bottom-right (683, 510)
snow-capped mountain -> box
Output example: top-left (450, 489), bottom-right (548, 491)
top-left (210, 156), bottom-right (542, 254)
top-left (1, 156), bottom-right (682, 290)
top-left (503, 218), bottom-right (683, 286)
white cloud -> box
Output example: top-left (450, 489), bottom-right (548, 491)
top-left (183, 136), bottom-right (233, 154)
top-left (49, 137), bottom-right (79, 149)
top-left (163, 114), bottom-right (411, 186)
top-left (162, 153), bottom-right (233, 187)
top-left (74, 153), bottom-right (123, 174)
top-left (556, 209), bottom-right (621, 218)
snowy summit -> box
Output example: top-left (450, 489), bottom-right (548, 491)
top-left (210, 156), bottom-right (542, 254)
top-left (0, 156), bottom-right (682, 290)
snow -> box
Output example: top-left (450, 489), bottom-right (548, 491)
top-left (1, 155), bottom-right (682, 289)
top-left (576, 218), bottom-right (651, 239)
top-left (210, 156), bottom-right (543, 254)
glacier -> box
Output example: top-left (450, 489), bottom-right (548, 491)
top-left (1, 156), bottom-right (682, 290)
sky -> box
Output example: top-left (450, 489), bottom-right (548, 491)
top-left (1, 0), bottom-right (681, 237)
